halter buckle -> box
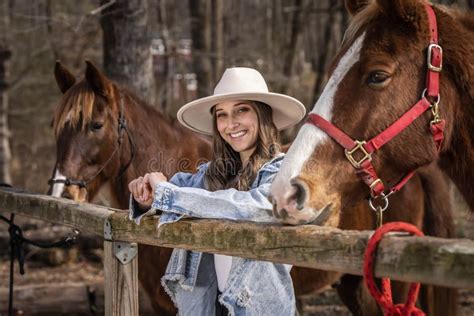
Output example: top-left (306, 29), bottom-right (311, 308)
top-left (369, 178), bottom-right (384, 192)
top-left (345, 140), bottom-right (372, 169)
top-left (427, 43), bottom-right (443, 72)
top-left (429, 99), bottom-right (442, 126)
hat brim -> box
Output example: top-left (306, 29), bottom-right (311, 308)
top-left (177, 92), bottom-right (306, 135)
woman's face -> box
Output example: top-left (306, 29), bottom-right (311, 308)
top-left (215, 100), bottom-right (259, 159)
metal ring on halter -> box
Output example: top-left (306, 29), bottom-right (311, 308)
top-left (369, 193), bottom-right (389, 212)
top-left (421, 88), bottom-right (440, 105)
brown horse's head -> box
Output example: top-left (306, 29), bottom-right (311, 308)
top-left (270, 0), bottom-right (469, 225)
top-left (50, 61), bottom-right (128, 202)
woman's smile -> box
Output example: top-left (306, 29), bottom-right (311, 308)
top-left (229, 130), bottom-right (248, 139)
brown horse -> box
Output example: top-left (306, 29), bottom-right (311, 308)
top-left (50, 61), bottom-right (213, 315)
top-left (271, 0), bottom-right (466, 314)
top-left (49, 61), bottom-right (344, 315)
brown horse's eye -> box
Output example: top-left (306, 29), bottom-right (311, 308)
top-left (90, 122), bottom-right (103, 131)
top-left (367, 71), bottom-right (390, 87)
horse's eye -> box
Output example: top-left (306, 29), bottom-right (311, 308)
top-left (90, 122), bottom-right (103, 131)
top-left (367, 71), bottom-right (390, 86)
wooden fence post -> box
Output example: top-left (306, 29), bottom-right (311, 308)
top-left (104, 240), bottom-right (139, 315)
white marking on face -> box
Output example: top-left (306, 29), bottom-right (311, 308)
top-left (50, 169), bottom-right (66, 197)
top-left (272, 33), bottom-right (366, 199)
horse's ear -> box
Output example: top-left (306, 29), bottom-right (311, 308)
top-left (54, 61), bottom-right (76, 94)
top-left (85, 60), bottom-right (110, 97)
top-left (376, 0), bottom-right (423, 26)
top-left (345, 0), bottom-right (369, 16)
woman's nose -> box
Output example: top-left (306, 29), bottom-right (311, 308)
top-left (227, 116), bottom-right (239, 129)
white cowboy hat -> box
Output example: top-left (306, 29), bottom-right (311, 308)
top-left (177, 67), bottom-right (306, 135)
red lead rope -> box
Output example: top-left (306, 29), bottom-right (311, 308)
top-left (364, 222), bottom-right (425, 316)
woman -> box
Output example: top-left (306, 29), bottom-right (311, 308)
top-left (129, 67), bottom-right (306, 315)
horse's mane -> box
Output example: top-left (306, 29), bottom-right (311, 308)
top-left (437, 5), bottom-right (474, 100)
top-left (457, 8), bottom-right (474, 33)
top-left (341, 2), bottom-right (380, 48)
top-left (53, 80), bottom-right (96, 138)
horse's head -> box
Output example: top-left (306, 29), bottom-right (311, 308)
top-left (50, 61), bottom-right (130, 202)
top-left (271, 0), bottom-right (461, 225)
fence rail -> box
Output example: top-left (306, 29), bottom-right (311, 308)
top-left (1, 187), bottom-right (473, 314)
top-left (1, 186), bottom-right (473, 288)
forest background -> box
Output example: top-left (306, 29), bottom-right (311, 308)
top-left (0, 0), bottom-right (473, 314)
top-left (1, 0), bottom-right (472, 194)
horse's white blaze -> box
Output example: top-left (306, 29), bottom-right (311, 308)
top-left (272, 33), bottom-right (366, 202)
top-left (50, 169), bottom-right (66, 197)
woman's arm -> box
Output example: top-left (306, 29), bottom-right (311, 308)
top-left (154, 182), bottom-right (276, 220)
top-left (153, 169), bottom-right (279, 226)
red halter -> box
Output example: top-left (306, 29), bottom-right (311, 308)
top-left (307, 4), bottom-right (445, 201)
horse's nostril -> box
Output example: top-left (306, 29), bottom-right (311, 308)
top-left (289, 180), bottom-right (308, 211)
top-left (295, 186), bottom-right (306, 210)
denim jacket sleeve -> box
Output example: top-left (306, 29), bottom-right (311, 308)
top-left (129, 155), bottom-right (284, 226)
top-left (154, 156), bottom-right (283, 226)
top-left (128, 162), bottom-right (209, 224)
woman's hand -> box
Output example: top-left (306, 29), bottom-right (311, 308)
top-left (128, 172), bottom-right (168, 209)
top-left (129, 176), bottom-right (152, 209)
top-left (143, 172), bottom-right (168, 193)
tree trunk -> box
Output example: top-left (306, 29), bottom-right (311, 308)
top-left (101, 0), bottom-right (155, 104)
top-left (189, 0), bottom-right (213, 97)
top-left (281, 0), bottom-right (304, 94)
top-left (265, 0), bottom-right (274, 74)
top-left (156, 0), bottom-right (171, 113)
top-left (272, 0), bottom-right (283, 77)
top-left (0, 0), bottom-right (12, 185)
top-left (311, 0), bottom-right (338, 104)
top-left (212, 0), bottom-right (224, 83)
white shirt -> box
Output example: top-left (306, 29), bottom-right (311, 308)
top-left (214, 254), bottom-right (233, 292)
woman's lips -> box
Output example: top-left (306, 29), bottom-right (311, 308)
top-left (229, 130), bottom-right (247, 139)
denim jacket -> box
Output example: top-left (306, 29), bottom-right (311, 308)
top-left (129, 153), bottom-right (295, 316)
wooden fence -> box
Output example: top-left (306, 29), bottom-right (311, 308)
top-left (0, 186), bottom-right (473, 315)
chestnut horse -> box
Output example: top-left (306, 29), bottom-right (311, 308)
top-left (50, 61), bottom-right (212, 315)
top-left (271, 0), bottom-right (467, 315)
top-left (49, 61), bottom-right (346, 314)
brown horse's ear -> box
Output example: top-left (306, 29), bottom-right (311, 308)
top-left (54, 61), bottom-right (76, 94)
top-left (376, 0), bottom-right (423, 26)
top-left (345, 0), bottom-right (369, 16)
top-left (85, 60), bottom-right (110, 97)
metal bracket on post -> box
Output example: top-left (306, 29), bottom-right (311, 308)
top-left (104, 219), bottom-right (113, 240)
top-left (113, 242), bottom-right (138, 265)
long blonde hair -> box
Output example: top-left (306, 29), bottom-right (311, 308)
top-left (205, 101), bottom-right (280, 191)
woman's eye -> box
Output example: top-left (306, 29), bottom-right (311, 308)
top-left (367, 71), bottom-right (390, 85)
top-left (216, 113), bottom-right (226, 119)
top-left (237, 107), bottom-right (249, 114)
top-left (90, 122), bottom-right (103, 131)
